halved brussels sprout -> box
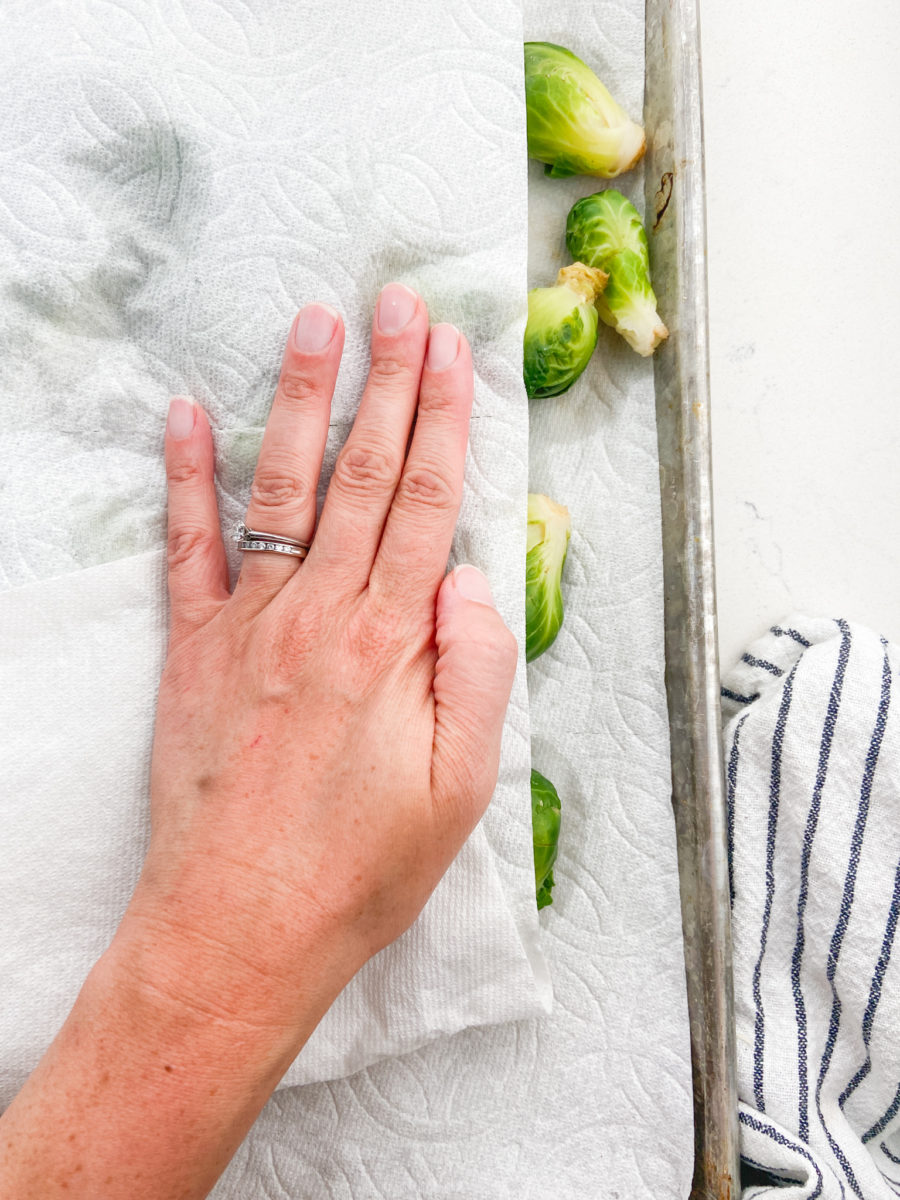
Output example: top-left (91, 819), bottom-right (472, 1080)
top-left (531, 768), bottom-right (562, 910)
top-left (523, 263), bottom-right (608, 399)
top-left (526, 492), bottom-right (571, 662)
top-left (566, 189), bottom-right (668, 356)
top-left (524, 41), bottom-right (646, 179)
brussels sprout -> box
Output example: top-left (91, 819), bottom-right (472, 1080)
top-left (524, 42), bottom-right (645, 180)
top-left (526, 492), bottom-right (571, 662)
top-left (531, 768), bottom-right (562, 910)
top-left (523, 263), bottom-right (608, 399)
top-left (566, 189), bottom-right (668, 356)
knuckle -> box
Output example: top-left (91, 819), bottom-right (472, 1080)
top-left (250, 466), bottom-right (311, 511)
top-left (167, 528), bottom-right (216, 572)
top-left (263, 611), bottom-right (317, 683)
top-left (471, 619), bottom-right (519, 674)
top-left (277, 368), bottom-right (323, 411)
top-left (418, 379), bottom-right (466, 418)
top-left (396, 464), bottom-right (456, 511)
top-left (333, 443), bottom-right (398, 496)
top-left (351, 605), bottom-right (405, 668)
top-left (367, 351), bottom-right (417, 388)
top-left (166, 458), bottom-right (204, 487)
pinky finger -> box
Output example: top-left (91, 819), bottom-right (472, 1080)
top-left (164, 396), bottom-right (229, 634)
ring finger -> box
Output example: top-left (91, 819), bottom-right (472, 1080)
top-left (234, 302), bottom-right (344, 610)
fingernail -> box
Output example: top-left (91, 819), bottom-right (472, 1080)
top-left (376, 283), bottom-right (418, 334)
top-left (294, 303), bottom-right (338, 353)
top-left (453, 564), bottom-right (495, 606)
top-left (426, 323), bottom-right (460, 371)
top-left (167, 396), bottom-right (196, 440)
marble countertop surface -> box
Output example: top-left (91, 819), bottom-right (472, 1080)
top-left (699, 2), bottom-right (900, 672)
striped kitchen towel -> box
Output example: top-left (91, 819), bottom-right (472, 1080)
top-left (722, 617), bottom-right (900, 1199)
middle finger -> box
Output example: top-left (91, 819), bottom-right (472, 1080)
top-left (299, 282), bottom-right (428, 596)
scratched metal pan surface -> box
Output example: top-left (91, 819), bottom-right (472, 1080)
top-left (643, 1), bottom-right (741, 1196)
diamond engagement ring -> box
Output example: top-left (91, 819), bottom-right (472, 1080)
top-left (232, 521), bottom-right (310, 560)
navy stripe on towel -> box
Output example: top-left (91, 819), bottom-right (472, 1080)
top-left (752, 660), bottom-right (799, 1111)
top-left (740, 1111), bottom-right (826, 1200)
top-left (722, 687), bottom-right (761, 706)
top-left (726, 711), bottom-right (751, 905)
top-left (840, 855), bottom-right (900, 1107)
top-left (865, 1082), bottom-right (900, 1145)
top-left (814, 629), bottom-right (891, 1196)
top-left (771, 625), bottom-right (813, 649)
top-left (742, 653), bottom-right (785, 677)
top-left (791, 621), bottom-right (852, 1141)
top-left (742, 1153), bottom-right (804, 1185)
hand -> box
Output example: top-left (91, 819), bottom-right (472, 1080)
top-left (132, 284), bottom-right (518, 1012)
top-left (0, 285), bottom-right (518, 1200)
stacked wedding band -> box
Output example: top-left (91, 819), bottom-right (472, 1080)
top-left (232, 522), bottom-right (310, 560)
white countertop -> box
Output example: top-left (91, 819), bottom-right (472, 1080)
top-left (700, 2), bottom-right (900, 672)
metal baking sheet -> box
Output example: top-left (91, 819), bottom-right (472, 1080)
top-left (644, 1), bottom-right (741, 1196)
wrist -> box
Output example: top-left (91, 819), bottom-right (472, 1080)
top-left (108, 875), bottom-right (354, 1061)
top-left (0, 883), bottom-right (350, 1200)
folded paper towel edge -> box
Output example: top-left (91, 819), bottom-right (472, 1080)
top-left (0, 548), bottom-right (554, 1091)
top-left (478, 803), bottom-right (554, 1014)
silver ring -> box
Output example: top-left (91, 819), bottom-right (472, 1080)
top-left (232, 521), bottom-right (310, 559)
top-left (232, 521), bottom-right (308, 549)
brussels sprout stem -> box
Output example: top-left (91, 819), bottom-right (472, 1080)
top-left (527, 494), bottom-right (571, 554)
top-left (616, 121), bottom-right (647, 175)
top-left (555, 262), bottom-right (608, 304)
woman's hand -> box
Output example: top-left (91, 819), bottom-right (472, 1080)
top-left (131, 283), bottom-right (518, 1013)
top-left (0, 286), bottom-right (518, 1200)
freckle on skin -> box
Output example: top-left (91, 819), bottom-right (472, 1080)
top-left (164, 1064), bottom-right (173, 1073)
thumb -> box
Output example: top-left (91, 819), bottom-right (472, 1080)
top-left (431, 565), bottom-right (519, 827)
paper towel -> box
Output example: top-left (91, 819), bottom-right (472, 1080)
top-left (213, 3), bottom-right (693, 1197)
top-left (0, 0), bottom-right (549, 1096)
top-left (0, 0), bottom-right (694, 1194)
top-left (0, 548), bottom-right (551, 1093)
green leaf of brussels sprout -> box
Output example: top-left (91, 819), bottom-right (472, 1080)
top-left (523, 263), bottom-right (608, 399)
top-left (526, 492), bottom-right (571, 662)
top-left (524, 42), bottom-right (645, 180)
top-left (566, 189), bottom-right (668, 356)
top-left (531, 768), bottom-right (561, 909)
top-left (567, 187), bottom-right (650, 265)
